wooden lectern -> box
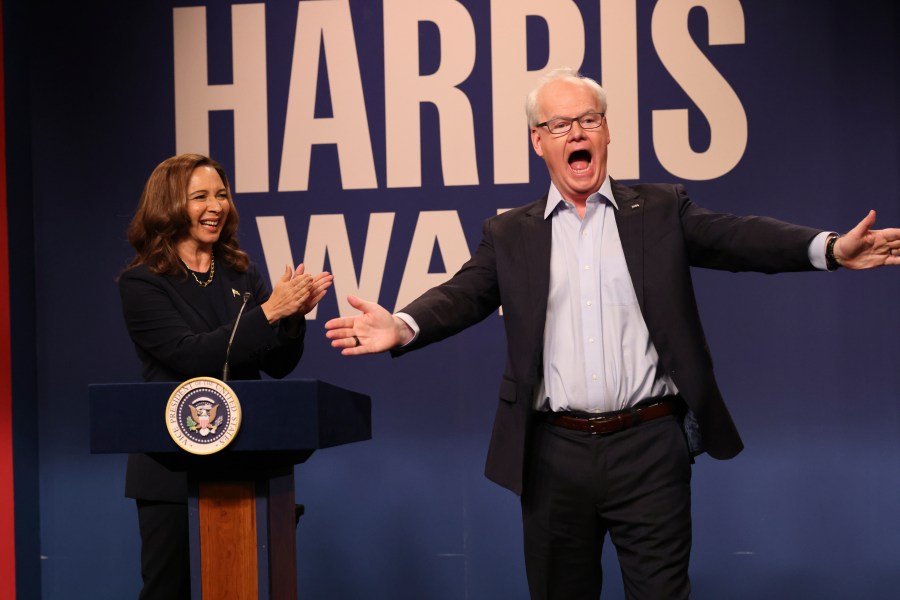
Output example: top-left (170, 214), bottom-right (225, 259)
top-left (89, 379), bottom-right (371, 600)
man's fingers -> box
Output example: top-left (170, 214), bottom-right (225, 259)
top-left (849, 210), bottom-right (877, 237)
top-left (346, 294), bottom-right (384, 315)
top-left (346, 294), bottom-right (368, 311)
top-left (329, 333), bottom-right (360, 348)
top-left (324, 318), bottom-right (356, 332)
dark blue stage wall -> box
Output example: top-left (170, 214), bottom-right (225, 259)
top-left (11, 0), bottom-right (899, 598)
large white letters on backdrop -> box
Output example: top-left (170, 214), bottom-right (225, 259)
top-left (173, 0), bottom-right (747, 317)
top-left (174, 0), bottom-right (747, 190)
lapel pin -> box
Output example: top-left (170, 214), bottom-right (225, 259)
top-left (631, 203), bottom-right (640, 209)
top-left (232, 288), bottom-right (241, 297)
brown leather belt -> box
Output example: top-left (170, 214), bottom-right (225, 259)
top-left (542, 398), bottom-right (682, 435)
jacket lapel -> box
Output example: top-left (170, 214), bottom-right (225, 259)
top-left (218, 266), bottom-right (250, 320)
top-left (522, 197), bottom-right (552, 350)
top-left (610, 179), bottom-right (645, 312)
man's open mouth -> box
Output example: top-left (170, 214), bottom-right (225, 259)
top-left (568, 150), bottom-right (592, 173)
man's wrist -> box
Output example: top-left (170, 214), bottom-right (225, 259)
top-left (393, 313), bottom-right (419, 347)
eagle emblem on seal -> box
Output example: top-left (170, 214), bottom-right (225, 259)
top-left (186, 397), bottom-right (222, 436)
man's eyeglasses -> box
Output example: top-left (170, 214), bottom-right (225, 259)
top-left (535, 112), bottom-right (605, 135)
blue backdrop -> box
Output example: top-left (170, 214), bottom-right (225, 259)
top-left (6, 0), bottom-right (900, 598)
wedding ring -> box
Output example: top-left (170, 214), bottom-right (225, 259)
top-left (353, 335), bottom-right (361, 347)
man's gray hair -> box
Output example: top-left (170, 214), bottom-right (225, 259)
top-left (525, 67), bottom-right (608, 127)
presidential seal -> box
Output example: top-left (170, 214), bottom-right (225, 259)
top-left (166, 377), bottom-right (241, 455)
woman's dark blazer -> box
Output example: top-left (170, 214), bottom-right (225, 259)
top-left (119, 259), bottom-right (305, 502)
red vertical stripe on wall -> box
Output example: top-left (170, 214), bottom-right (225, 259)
top-left (0, 0), bottom-right (16, 597)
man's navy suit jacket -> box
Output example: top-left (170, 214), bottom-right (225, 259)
top-left (398, 180), bottom-right (821, 496)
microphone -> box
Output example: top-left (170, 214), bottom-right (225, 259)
top-left (222, 292), bottom-right (252, 381)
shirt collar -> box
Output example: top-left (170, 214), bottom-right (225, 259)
top-left (543, 176), bottom-right (617, 220)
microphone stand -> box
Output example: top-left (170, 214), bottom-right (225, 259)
top-left (222, 292), bottom-right (252, 381)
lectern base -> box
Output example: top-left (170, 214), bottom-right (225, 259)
top-left (188, 466), bottom-right (298, 600)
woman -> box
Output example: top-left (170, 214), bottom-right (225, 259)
top-left (119, 154), bottom-right (331, 599)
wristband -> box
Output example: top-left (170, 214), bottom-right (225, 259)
top-left (825, 233), bottom-right (841, 271)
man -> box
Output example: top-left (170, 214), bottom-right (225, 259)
top-left (324, 68), bottom-right (900, 599)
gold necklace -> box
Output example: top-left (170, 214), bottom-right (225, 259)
top-left (186, 254), bottom-right (215, 287)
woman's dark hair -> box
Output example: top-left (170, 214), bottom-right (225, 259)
top-left (127, 154), bottom-right (249, 274)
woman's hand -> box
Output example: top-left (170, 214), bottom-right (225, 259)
top-left (294, 263), bottom-right (334, 315)
top-left (261, 264), bottom-right (311, 323)
top-left (261, 264), bottom-right (333, 324)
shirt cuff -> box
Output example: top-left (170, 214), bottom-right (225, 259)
top-left (394, 312), bottom-right (420, 347)
top-left (808, 231), bottom-right (836, 271)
